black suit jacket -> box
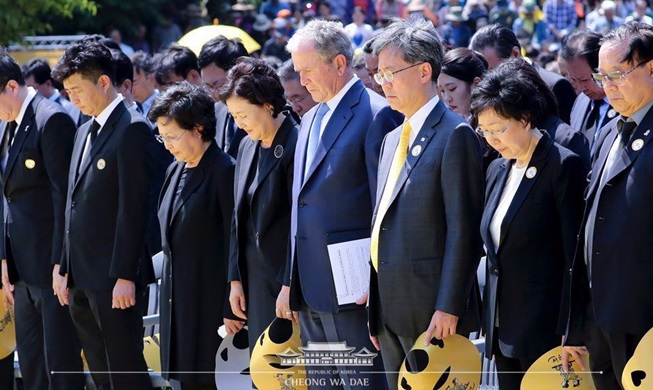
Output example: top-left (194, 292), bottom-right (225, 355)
top-left (540, 115), bottom-right (590, 170)
top-left (60, 102), bottom-right (156, 292)
top-left (228, 115), bottom-right (298, 288)
top-left (369, 100), bottom-right (484, 338)
top-left (157, 141), bottom-right (235, 381)
top-left (481, 132), bottom-right (587, 359)
top-left (215, 102), bottom-right (246, 159)
top-left (0, 95), bottom-right (75, 288)
top-left (567, 105), bottom-right (653, 342)
top-left (534, 63), bottom-right (577, 125)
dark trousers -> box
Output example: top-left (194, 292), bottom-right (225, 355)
top-left (583, 303), bottom-right (645, 390)
top-left (14, 281), bottom-right (84, 390)
top-left (491, 330), bottom-right (537, 390)
top-left (376, 322), bottom-right (417, 390)
top-left (299, 304), bottom-right (388, 390)
top-left (0, 353), bottom-right (14, 390)
top-left (68, 287), bottom-right (151, 390)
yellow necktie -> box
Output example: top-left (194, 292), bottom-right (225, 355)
top-left (371, 121), bottom-right (412, 271)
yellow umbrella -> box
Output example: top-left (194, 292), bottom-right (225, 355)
top-left (178, 24), bottom-right (261, 55)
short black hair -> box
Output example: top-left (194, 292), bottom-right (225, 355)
top-left (471, 58), bottom-right (557, 127)
top-left (0, 48), bottom-right (24, 89)
top-left (21, 58), bottom-right (52, 85)
top-left (131, 51), bottom-right (154, 75)
top-left (560, 29), bottom-right (602, 71)
top-left (219, 57), bottom-right (286, 117)
top-left (154, 45), bottom-right (199, 86)
top-left (52, 39), bottom-right (116, 84)
top-left (147, 81), bottom-right (217, 142)
top-left (197, 36), bottom-right (248, 72)
top-left (441, 48), bottom-right (488, 84)
top-left (362, 36), bottom-right (376, 55)
top-left (110, 49), bottom-right (134, 87)
top-left (601, 21), bottom-right (653, 65)
top-left (470, 24), bottom-right (521, 60)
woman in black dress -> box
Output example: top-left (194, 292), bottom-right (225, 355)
top-left (148, 82), bottom-right (242, 390)
top-left (220, 58), bottom-right (299, 353)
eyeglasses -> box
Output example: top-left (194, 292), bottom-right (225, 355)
top-left (373, 62), bottom-right (424, 85)
top-left (475, 123), bottom-right (509, 138)
top-left (155, 131), bottom-right (187, 144)
top-left (592, 60), bottom-right (649, 86)
top-left (286, 93), bottom-right (310, 105)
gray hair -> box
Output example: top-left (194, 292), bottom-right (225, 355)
top-left (372, 17), bottom-right (444, 82)
top-left (277, 59), bottom-right (299, 82)
top-left (286, 20), bottom-right (354, 66)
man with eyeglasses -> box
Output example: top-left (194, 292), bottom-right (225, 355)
top-left (198, 36), bottom-right (248, 159)
top-left (368, 18), bottom-right (483, 390)
top-left (560, 30), bottom-right (615, 157)
top-left (563, 21), bottom-right (653, 390)
top-left (278, 59), bottom-right (317, 118)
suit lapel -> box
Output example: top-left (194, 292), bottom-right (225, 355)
top-left (372, 129), bottom-right (401, 223)
top-left (302, 81), bottom-right (364, 186)
top-left (76, 104), bottom-right (124, 182)
top-left (482, 161), bottom-right (510, 257)
top-left (214, 103), bottom-right (228, 149)
top-left (603, 110), bottom-right (653, 185)
top-left (169, 143), bottom-right (217, 224)
top-left (235, 139), bottom-right (256, 213)
top-left (250, 117), bottom-right (294, 201)
top-left (498, 133), bottom-right (553, 248)
top-left (386, 101), bottom-right (446, 208)
top-left (5, 96), bottom-right (39, 182)
top-left (587, 123), bottom-right (618, 198)
top-left (159, 163), bottom-right (183, 244)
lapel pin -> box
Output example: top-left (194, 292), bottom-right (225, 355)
top-left (420, 137), bottom-right (426, 142)
top-left (526, 166), bottom-right (537, 179)
top-left (96, 158), bottom-right (106, 170)
top-left (24, 125), bottom-right (29, 132)
top-left (24, 159), bottom-right (35, 169)
top-left (274, 145), bottom-right (284, 159)
top-left (608, 109), bottom-right (617, 119)
top-left (632, 139), bottom-right (644, 151)
top-left (644, 130), bottom-right (650, 136)
top-left (411, 145), bottom-right (422, 157)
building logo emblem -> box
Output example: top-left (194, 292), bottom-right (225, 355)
top-left (276, 341), bottom-right (377, 367)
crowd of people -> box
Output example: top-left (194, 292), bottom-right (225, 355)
top-left (0, 8), bottom-right (651, 390)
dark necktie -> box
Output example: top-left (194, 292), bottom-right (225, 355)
top-left (78, 120), bottom-right (100, 178)
top-left (1, 122), bottom-right (17, 172)
top-left (617, 118), bottom-right (637, 147)
top-left (586, 99), bottom-right (603, 133)
top-left (224, 114), bottom-right (236, 151)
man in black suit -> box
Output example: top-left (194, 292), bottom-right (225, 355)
top-left (198, 37), bottom-right (249, 159)
top-left (52, 39), bottom-right (155, 389)
top-left (369, 20), bottom-right (483, 390)
top-left (470, 24), bottom-right (577, 124)
top-left (560, 30), bottom-right (616, 156)
top-left (563, 22), bottom-right (653, 389)
top-left (0, 48), bottom-right (84, 390)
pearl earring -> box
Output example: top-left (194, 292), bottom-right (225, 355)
top-left (269, 108), bottom-right (274, 116)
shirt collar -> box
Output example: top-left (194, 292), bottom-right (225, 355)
top-left (48, 89), bottom-right (62, 103)
top-left (16, 87), bottom-right (38, 127)
top-left (407, 94), bottom-right (440, 140)
top-left (142, 90), bottom-right (159, 114)
top-left (627, 99), bottom-right (653, 126)
top-left (325, 75), bottom-right (359, 112)
top-left (95, 94), bottom-right (125, 128)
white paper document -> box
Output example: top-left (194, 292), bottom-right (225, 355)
top-left (327, 238), bottom-right (371, 306)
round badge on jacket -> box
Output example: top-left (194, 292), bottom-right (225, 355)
top-left (24, 159), bottom-right (36, 169)
top-left (96, 158), bottom-right (106, 170)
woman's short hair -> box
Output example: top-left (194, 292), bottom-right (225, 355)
top-left (147, 81), bottom-right (217, 142)
top-left (219, 57), bottom-right (286, 117)
top-left (471, 58), bottom-right (557, 127)
top-left (441, 48), bottom-right (488, 84)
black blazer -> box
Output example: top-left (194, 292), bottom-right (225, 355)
top-left (0, 95), bottom-right (75, 288)
top-left (157, 141), bottom-right (235, 382)
top-left (60, 102), bottom-right (156, 292)
top-left (481, 132), bottom-right (587, 359)
top-left (540, 114), bottom-right (590, 170)
top-left (215, 102), bottom-right (246, 159)
top-left (567, 105), bottom-right (653, 342)
top-left (369, 100), bottom-right (484, 338)
top-left (534, 63), bottom-right (577, 125)
top-left (228, 115), bottom-right (298, 288)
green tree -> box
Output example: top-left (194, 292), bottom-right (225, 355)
top-left (0, 0), bottom-right (97, 45)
